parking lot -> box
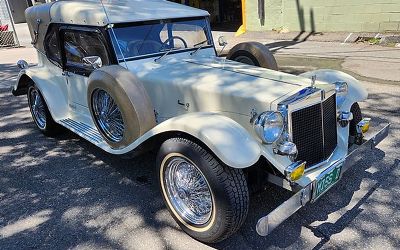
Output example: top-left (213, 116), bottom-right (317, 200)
top-left (0, 45), bottom-right (399, 249)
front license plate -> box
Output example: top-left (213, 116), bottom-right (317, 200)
top-left (314, 164), bottom-right (342, 199)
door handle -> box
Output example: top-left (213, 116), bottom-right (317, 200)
top-left (62, 71), bottom-right (70, 77)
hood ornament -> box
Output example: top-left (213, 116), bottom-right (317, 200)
top-left (310, 75), bottom-right (317, 88)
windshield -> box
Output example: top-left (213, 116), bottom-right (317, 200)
top-left (110, 18), bottom-right (213, 61)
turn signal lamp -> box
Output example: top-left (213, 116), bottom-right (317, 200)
top-left (285, 162), bottom-right (306, 181)
top-left (358, 118), bottom-right (371, 133)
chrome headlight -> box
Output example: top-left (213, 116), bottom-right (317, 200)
top-left (254, 111), bottom-right (284, 144)
top-left (334, 81), bottom-right (348, 106)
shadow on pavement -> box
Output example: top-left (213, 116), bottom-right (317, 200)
top-left (0, 63), bottom-right (20, 89)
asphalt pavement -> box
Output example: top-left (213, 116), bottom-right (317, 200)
top-left (0, 44), bottom-right (399, 249)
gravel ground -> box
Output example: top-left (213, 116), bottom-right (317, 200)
top-left (0, 54), bottom-right (399, 249)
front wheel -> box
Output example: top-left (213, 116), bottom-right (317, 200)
top-left (157, 138), bottom-right (249, 243)
top-left (27, 85), bottom-right (61, 136)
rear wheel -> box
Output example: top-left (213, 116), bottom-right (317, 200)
top-left (27, 85), bottom-right (61, 136)
top-left (157, 138), bottom-right (249, 243)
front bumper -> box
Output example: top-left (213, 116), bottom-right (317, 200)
top-left (256, 123), bottom-right (391, 236)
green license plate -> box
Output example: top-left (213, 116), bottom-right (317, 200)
top-left (314, 164), bottom-right (342, 199)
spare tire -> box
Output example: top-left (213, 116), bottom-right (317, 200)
top-left (226, 42), bottom-right (278, 70)
top-left (87, 65), bottom-right (156, 149)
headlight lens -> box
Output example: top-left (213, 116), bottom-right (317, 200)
top-left (254, 111), bottom-right (284, 144)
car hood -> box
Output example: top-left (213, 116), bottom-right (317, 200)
top-left (129, 56), bottom-right (318, 118)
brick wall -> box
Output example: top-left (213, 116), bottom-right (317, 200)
top-left (246, 0), bottom-right (400, 33)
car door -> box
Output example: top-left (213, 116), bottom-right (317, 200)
top-left (42, 24), bottom-right (69, 115)
top-left (61, 27), bottom-right (111, 111)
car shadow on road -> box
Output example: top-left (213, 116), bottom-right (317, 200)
top-left (0, 90), bottom-right (186, 248)
top-left (1, 89), bottom-right (398, 249)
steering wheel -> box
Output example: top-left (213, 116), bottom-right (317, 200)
top-left (161, 36), bottom-right (188, 50)
top-left (127, 40), bottom-right (163, 57)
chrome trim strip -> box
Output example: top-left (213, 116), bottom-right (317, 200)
top-left (256, 183), bottom-right (312, 236)
top-left (320, 98), bottom-right (326, 155)
top-left (59, 118), bottom-right (104, 144)
top-left (284, 88), bottom-right (336, 168)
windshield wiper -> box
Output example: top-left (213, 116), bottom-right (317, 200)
top-left (190, 39), bottom-right (210, 56)
top-left (154, 47), bottom-right (175, 62)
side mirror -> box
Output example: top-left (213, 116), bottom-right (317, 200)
top-left (82, 56), bottom-right (103, 69)
top-left (17, 60), bottom-right (29, 69)
top-left (218, 36), bottom-right (228, 47)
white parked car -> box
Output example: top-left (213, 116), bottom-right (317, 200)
top-left (13, 0), bottom-right (390, 243)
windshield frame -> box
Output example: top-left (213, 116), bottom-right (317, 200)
top-left (108, 16), bottom-right (215, 62)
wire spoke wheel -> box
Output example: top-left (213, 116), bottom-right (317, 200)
top-left (92, 89), bottom-right (125, 142)
top-left (29, 88), bottom-right (47, 129)
top-left (163, 156), bottom-right (213, 225)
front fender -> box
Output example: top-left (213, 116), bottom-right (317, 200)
top-left (12, 69), bottom-right (32, 96)
top-left (119, 113), bottom-right (262, 169)
top-left (12, 66), bottom-right (69, 120)
top-left (300, 69), bottom-right (368, 111)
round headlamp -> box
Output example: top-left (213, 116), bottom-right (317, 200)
top-left (254, 111), bottom-right (284, 144)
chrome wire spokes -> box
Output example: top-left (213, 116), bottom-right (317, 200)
top-left (29, 89), bottom-right (46, 129)
top-left (164, 156), bottom-right (213, 225)
top-left (92, 89), bottom-right (124, 142)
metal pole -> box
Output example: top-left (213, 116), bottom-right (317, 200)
top-left (4, 0), bottom-right (20, 47)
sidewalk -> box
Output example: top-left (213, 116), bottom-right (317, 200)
top-left (213, 31), bottom-right (400, 82)
top-left (0, 47), bottom-right (37, 90)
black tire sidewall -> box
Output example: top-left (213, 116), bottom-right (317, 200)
top-left (350, 102), bottom-right (362, 136)
top-left (156, 138), bottom-right (243, 243)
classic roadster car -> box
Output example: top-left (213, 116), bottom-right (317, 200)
top-left (13, 0), bottom-right (390, 243)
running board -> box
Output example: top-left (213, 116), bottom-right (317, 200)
top-left (59, 118), bottom-right (104, 145)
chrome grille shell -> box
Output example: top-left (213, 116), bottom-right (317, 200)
top-left (279, 86), bottom-right (337, 169)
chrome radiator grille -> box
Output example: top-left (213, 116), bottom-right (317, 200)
top-left (291, 94), bottom-right (337, 167)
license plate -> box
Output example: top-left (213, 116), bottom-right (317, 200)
top-left (314, 164), bottom-right (342, 199)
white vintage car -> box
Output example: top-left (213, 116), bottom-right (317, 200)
top-left (13, 0), bottom-right (390, 243)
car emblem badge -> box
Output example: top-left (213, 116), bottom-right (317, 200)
top-left (311, 75), bottom-right (316, 88)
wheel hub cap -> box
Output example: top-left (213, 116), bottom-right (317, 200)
top-left (92, 89), bottom-right (125, 142)
top-left (164, 156), bottom-right (213, 225)
top-left (29, 89), bottom-right (46, 129)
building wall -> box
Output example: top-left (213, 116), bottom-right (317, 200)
top-left (246, 0), bottom-right (400, 33)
